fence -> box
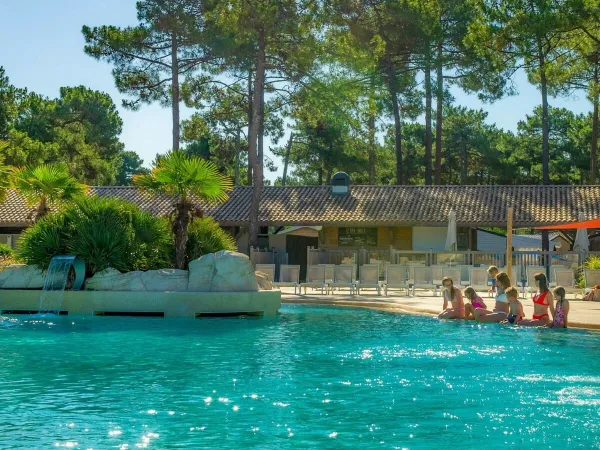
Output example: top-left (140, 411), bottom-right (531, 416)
top-left (249, 247), bottom-right (288, 281)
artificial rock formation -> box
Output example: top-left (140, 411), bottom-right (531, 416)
top-left (0, 264), bottom-right (45, 289)
top-left (84, 250), bottom-right (259, 292)
top-left (255, 271), bottom-right (273, 290)
top-left (188, 250), bottom-right (259, 292)
top-left (85, 268), bottom-right (189, 292)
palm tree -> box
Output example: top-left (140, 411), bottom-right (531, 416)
top-left (10, 164), bottom-right (87, 221)
top-left (0, 164), bottom-right (10, 205)
top-left (133, 151), bottom-right (233, 270)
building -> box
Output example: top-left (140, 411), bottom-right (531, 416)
top-left (1, 182), bottom-right (598, 257)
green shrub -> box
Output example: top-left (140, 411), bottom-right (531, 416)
top-left (0, 242), bottom-right (14, 259)
top-left (18, 196), bottom-right (173, 273)
top-left (186, 217), bottom-right (236, 264)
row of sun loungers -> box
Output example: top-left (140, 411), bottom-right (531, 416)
top-left (256, 263), bottom-right (600, 297)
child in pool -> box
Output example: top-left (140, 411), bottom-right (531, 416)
top-left (487, 265), bottom-right (499, 297)
top-left (546, 286), bottom-right (569, 328)
top-left (463, 286), bottom-right (487, 320)
top-left (502, 287), bottom-right (524, 324)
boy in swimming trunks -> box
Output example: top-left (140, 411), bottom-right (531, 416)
top-left (501, 287), bottom-right (524, 325)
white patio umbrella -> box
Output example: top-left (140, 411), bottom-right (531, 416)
top-left (574, 213), bottom-right (590, 251)
top-left (445, 210), bottom-right (457, 251)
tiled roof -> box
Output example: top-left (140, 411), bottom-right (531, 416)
top-left (1, 185), bottom-right (600, 228)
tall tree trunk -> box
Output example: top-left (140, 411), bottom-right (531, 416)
top-left (247, 69), bottom-right (253, 186)
top-left (35, 197), bottom-right (49, 222)
top-left (591, 62), bottom-right (599, 184)
top-left (386, 58), bottom-right (403, 185)
top-left (248, 29), bottom-right (265, 250)
top-left (173, 202), bottom-right (190, 270)
top-left (326, 160), bottom-right (333, 184)
top-left (424, 59), bottom-right (433, 185)
top-left (318, 166), bottom-right (323, 185)
top-left (234, 128), bottom-right (241, 186)
top-left (460, 144), bottom-right (467, 184)
top-left (435, 43), bottom-right (443, 185)
top-left (282, 132), bottom-right (293, 186)
top-left (539, 49), bottom-right (550, 257)
top-left (368, 113), bottom-right (376, 184)
top-left (171, 32), bottom-right (180, 151)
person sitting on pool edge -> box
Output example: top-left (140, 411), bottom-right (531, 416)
top-left (463, 286), bottom-right (487, 320)
top-left (545, 286), bottom-right (569, 328)
top-left (501, 287), bottom-right (524, 325)
top-left (438, 276), bottom-right (465, 319)
top-left (474, 271), bottom-right (511, 322)
top-left (517, 273), bottom-right (554, 327)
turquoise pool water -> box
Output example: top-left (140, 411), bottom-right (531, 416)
top-left (1, 305), bottom-right (600, 449)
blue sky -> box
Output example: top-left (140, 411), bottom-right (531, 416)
top-left (0, 0), bottom-right (594, 182)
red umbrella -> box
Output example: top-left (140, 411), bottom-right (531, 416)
top-left (536, 218), bottom-right (600, 230)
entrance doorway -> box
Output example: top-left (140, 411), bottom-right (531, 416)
top-left (287, 236), bottom-right (318, 282)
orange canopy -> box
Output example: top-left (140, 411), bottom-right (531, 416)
top-left (536, 218), bottom-right (600, 230)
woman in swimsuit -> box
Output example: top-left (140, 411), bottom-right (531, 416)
top-left (463, 286), bottom-right (487, 320)
top-left (517, 272), bottom-right (554, 327)
top-left (546, 286), bottom-right (569, 328)
top-left (438, 276), bottom-right (465, 319)
top-left (474, 272), bottom-right (511, 322)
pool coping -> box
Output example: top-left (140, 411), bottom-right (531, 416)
top-left (282, 296), bottom-right (600, 331)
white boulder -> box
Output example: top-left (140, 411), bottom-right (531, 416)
top-left (85, 268), bottom-right (189, 291)
top-left (188, 250), bottom-right (258, 292)
top-left (0, 264), bottom-right (45, 289)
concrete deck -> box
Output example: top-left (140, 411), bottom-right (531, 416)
top-left (280, 287), bottom-right (600, 330)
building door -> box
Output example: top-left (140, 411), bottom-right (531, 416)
top-left (287, 236), bottom-right (319, 282)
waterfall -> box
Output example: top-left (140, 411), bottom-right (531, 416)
top-left (38, 255), bottom-right (77, 314)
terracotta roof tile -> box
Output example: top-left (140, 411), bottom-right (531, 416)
top-left (0, 185), bottom-right (599, 228)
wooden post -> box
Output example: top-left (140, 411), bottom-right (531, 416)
top-left (506, 208), bottom-right (513, 280)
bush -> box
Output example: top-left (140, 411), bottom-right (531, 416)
top-left (186, 217), bottom-right (237, 264)
top-left (0, 242), bottom-right (14, 259)
top-left (18, 196), bottom-right (172, 274)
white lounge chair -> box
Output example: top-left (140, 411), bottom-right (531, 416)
top-left (584, 269), bottom-right (600, 294)
top-left (468, 268), bottom-right (490, 294)
top-left (411, 266), bottom-right (435, 296)
top-left (457, 265), bottom-right (472, 286)
top-left (442, 267), bottom-right (461, 286)
top-left (384, 264), bottom-right (409, 296)
top-left (551, 268), bottom-right (583, 297)
top-left (356, 264), bottom-right (381, 295)
top-left (431, 265), bottom-right (445, 287)
top-left (319, 264), bottom-right (335, 284)
top-left (329, 264), bottom-right (357, 295)
top-left (255, 264), bottom-right (275, 282)
top-left (274, 264), bottom-right (300, 294)
top-left (300, 265), bottom-right (328, 294)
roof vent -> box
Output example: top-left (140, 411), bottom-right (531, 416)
top-left (331, 172), bottom-right (350, 196)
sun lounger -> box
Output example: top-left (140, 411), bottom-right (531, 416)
top-left (584, 269), bottom-right (600, 294)
top-left (356, 264), bottom-right (381, 295)
top-left (468, 268), bottom-right (489, 294)
top-left (300, 265), bottom-right (328, 294)
top-left (442, 267), bottom-right (461, 286)
top-left (255, 264), bottom-right (275, 283)
top-left (551, 268), bottom-right (583, 297)
top-left (319, 264), bottom-right (335, 284)
top-left (411, 266), bottom-right (435, 296)
top-left (273, 264), bottom-right (300, 294)
top-left (384, 264), bottom-right (409, 296)
top-left (329, 264), bottom-right (357, 295)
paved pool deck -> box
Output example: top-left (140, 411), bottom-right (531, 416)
top-left (279, 288), bottom-right (600, 331)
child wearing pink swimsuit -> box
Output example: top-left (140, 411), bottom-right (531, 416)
top-left (547, 286), bottom-right (569, 328)
top-left (463, 286), bottom-right (487, 320)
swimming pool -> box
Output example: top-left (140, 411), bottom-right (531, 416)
top-left (1, 304), bottom-right (599, 449)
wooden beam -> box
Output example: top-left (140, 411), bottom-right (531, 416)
top-left (506, 207), bottom-right (513, 281)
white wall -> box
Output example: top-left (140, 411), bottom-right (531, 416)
top-left (412, 227), bottom-right (447, 251)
